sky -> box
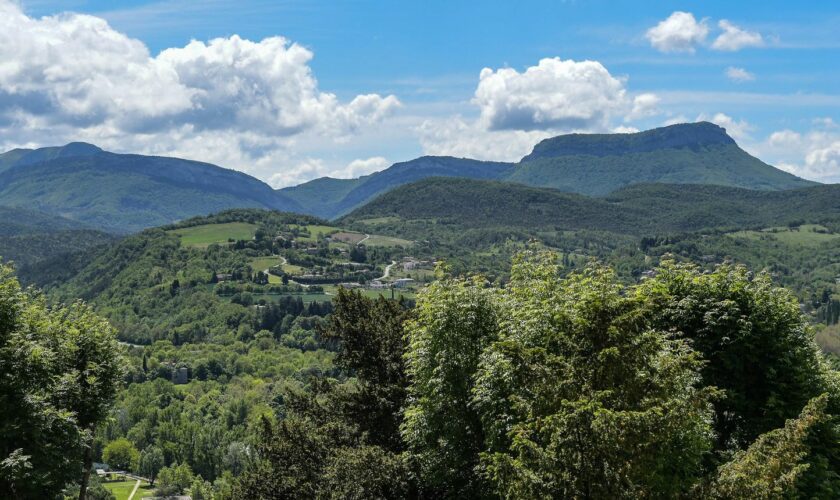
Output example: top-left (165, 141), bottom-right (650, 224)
top-left (3, 0), bottom-right (840, 186)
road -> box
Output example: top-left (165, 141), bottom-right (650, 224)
top-left (357, 234), bottom-right (370, 245)
top-left (377, 260), bottom-right (396, 281)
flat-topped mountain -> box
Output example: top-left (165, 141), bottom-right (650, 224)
top-left (0, 143), bottom-right (302, 233)
top-left (521, 122), bottom-right (736, 160)
top-left (283, 122), bottom-right (816, 217)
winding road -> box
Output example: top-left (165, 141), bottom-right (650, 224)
top-left (377, 260), bottom-right (396, 281)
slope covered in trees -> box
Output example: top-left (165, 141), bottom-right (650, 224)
top-left (341, 177), bottom-right (840, 236)
top-left (0, 143), bottom-right (303, 233)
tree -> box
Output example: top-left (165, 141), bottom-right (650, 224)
top-left (138, 446), bottom-right (164, 485)
top-left (639, 261), bottom-right (840, 494)
top-left (402, 267), bottom-right (501, 496)
top-left (473, 255), bottom-right (715, 498)
top-left (320, 288), bottom-right (412, 450)
top-left (103, 438), bottom-right (139, 471)
top-left (157, 462), bottom-right (194, 496)
top-left (710, 394), bottom-right (830, 499)
top-left (0, 264), bottom-right (124, 499)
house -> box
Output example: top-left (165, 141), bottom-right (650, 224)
top-left (305, 247), bottom-right (320, 255)
top-left (215, 273), bottom-right (233, 282)
top-left (369, 280), bottom-right (388, 289)
top-left (338, 282), bottom-right (362, 289)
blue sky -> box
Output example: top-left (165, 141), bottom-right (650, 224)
top-left (6, 0), bottom-right (840, 185)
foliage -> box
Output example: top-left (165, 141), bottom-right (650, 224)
top-left (402, 268), bottom-right (502, 496)
top-left (474, 255), bottom-right (716, 498)
top-left (0, 263), bottom-right (124, 499)
top-left (710, 394), bottom-right (830, 499)
top-left (102, 438), bottom-right (140, 471)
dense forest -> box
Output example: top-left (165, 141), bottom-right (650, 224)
top-left (2, 245), bottom-right (839, 498)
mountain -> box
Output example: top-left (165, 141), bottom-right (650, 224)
top-left (280, 156), bottom-right (513, 218)
top-left (0, 206), bottom-right (92, 236)
top-left (282, 122), bottom-right (816, 218)
top-left (0, 143), bottom-right (303, 233)
top-left (510, 122), bottom-right (815, 195)
top-left (340, 177), bottom-right (840, 237)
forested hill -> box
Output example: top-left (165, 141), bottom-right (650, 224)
top-left (283, 122), bottom-right (816, 217)
top-left (0, 143), bottom-right (303, 233)
top-left (279, 156), bottom-right (514, 218)
top-left (341, 177), bottom-right (840, 236)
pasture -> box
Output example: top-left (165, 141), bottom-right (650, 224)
top-left (169, 222), bottom-right (258, 247)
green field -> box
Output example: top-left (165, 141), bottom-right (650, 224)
top-left (323, 285), bottom-right (416, 301)
top-left (290, 224), bottom-right (339, 242)
top-left (249, 256), bottom-right (284, 271)
top-left (363, 234), bottom-right (413, 247)
top-left (169, 222), bottom-right (258, 247)
top-left (102, 477), bottom-right (152, 500)
top-left (728, 224), bottom-right (840, 246)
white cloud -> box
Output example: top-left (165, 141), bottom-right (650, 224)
top-left (418, 58), bottom-right (658, 161)
top-left (417, 116), bottom-right (552, 162)
top-left (768, 129), bottom-right (801, 148)
top-left (344, 157), bottom-right (390, 178)
top-left (712, 20), bottom-right (764, 51)
top-left (698, 112), bottom-right (752, 140)
top-left (627, 93), bottom-right (661, 120)
top-left (473, 58), bottom-right (627, 131)
top-left (0, 1), bottom-right (400, 184)
top-left (645, 12), bottom-right (709, 53)
top-left (752, 127), bottom-right (840, 182)
top-left (725, 66), bottom-right (755, 83)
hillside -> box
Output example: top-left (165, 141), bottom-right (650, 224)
top-left (341, 177), bottom-right (840, 236)
top-left (282, 122), bottom-right (815, 218)
top-left (512, 122), bottom-right (814, 195)
top-left (0, 143), bottom-right (303, 233)
top-left (280, 156), bottom-right (513, 218)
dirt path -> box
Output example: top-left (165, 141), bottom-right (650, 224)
top-left (126, 479), bottom-right (141, 500)
top-left (378, 260), bottom-right (396, 281)
top-left (357, 234), bottom-right (370, 245)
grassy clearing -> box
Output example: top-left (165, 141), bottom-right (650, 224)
top-left (363, 234), bottom-right (413, 247)
top-left (101, 477), bottom-right (151, 500)
top-left (354, 216), bottom-right (402, 225)
top-left (323, 285), bottom-right (416, 301)
top-left (169, 222), bottom-right (258, 247)
top-left (729, 224), bottom-right (840, 246)
top-left (290, 224), bottom-right (339, 242)
top-left (249, 256), bottom-right (283, 271)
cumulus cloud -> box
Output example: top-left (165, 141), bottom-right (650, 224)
top-left (699, 112), bottom-right (752, 140)
top-left (725, 66), bottom-right (755, 83)
top-left (418, 58), bottom-right (660, 160)
top-left (0, 1), bottom-right (399, 185)
top-left (753, 127), bottom-right (840, 182)
top-left (627, 93), bottom-right (661, 120)
top-left (344, 157), bottom-right (390, 178)
top-left (473, 58), bottom-right (627, 131)
top-left (645, 12), bottom-right (709, 53)
top-left (712, 20), bottom-right (764, 51)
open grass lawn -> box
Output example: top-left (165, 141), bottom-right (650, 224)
top-left (364, 234), bottom-right (413, 247)
top-left (102, 477), bottom-right (151, 500)
top-left (282, 263), bottom-right (305, 275)
top-left (169, 222), bottom-right (258, 247)
top-left (729, 224), bottom-right (840, 246)
top-left (290, 224), bottom-right (339, 242)
top-left (249, 256), bottom-right (283, 271)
